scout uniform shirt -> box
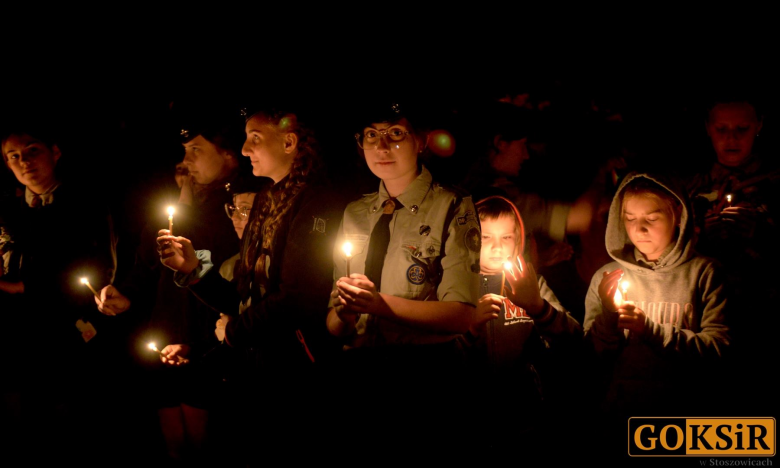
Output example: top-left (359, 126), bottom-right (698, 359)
top-left (332, 165), bottom-right (481, 348)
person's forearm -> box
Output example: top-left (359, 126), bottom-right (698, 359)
top-left (0, 280), bottom-right (23, 294)
top-left (376, 294), bottom-right (473, 335)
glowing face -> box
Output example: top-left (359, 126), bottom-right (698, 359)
top-left (623, 195), bottom-right (677, 262)
top-left (183, 135), bottom-right (229, 185)
top-left (705, 102), bottom-right (762, 168)
top-left (492, 137), bottom-right (529, 177)
top-left (361, 118), bottom-right (421, 195)
top-left (231, 192), bottom-right (255, 239)
top-left (479, 215), bottom-right (518, 274)
top-left (2, 133), bottom-right (61, 194)
top-left (242, 116), bottom-right (294, 183)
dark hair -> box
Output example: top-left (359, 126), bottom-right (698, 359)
top-left (175, 101), bottom-right (245, 159)
top-left (1, 119), bottom-right (60, 163)
top-left (703, 88), bottom-right (764, 121)
top-left (475, 195), bottom-right (526, 255)
top-left (620, 178), bottom-right (682, 226)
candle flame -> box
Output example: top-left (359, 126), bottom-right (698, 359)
top-left (503, 261), bottom-right (513, 271)
top-left (148, 342), bottom-right (159, 352)
top-left (167, 206), bottom-right (175, 217)
top-left (80, 277), bottom-right (89, 285)
top-left (726, 194), bottom-right (732, 203)
top-left (342, 242), bottom-right (353, 258)
top-left (621, 280), bottom-right (629, 293)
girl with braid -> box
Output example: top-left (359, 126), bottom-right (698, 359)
top-left (157, 100), bottom-right (347, 461)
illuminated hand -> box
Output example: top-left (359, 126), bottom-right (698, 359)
top-left (215, 313), bottom-right (230, 341)
top-left (156, 229), bottom-right (199, 274)
top-left (719, 206), bottom-right (757, 239)
top-left (331, 287), bottom-right (359, 326)
top-left (160, 344), bottom-right (191, 366)
top-left (336, 274), bottom-right (384, 316)
top-left (617, 303), bottom-right (646, 335)
top-left (469, 293), bottom-right (502, 336)
top-left (597, 268), bottom-right (624, 313)
top-left (503, 255), bottom-right (545, 317)
top-left (97, 285), bottom-right (131, 316)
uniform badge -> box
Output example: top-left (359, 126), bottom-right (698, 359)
top-left (465, 226), bottom-right (481, 252)
top-left (312, 217), bottom-right (327, 234)
top-left (407, 264), bottom-right (426, 285)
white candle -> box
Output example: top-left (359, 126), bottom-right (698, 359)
top-left (342, 242), bottom-right (353, 277)
top-left (80, 277), bottom-right (99, 299)
top-left (167, 206), bottom-right (175, 236)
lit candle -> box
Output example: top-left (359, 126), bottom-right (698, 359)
top-left (342, 242), bottom-right (353, 277)
top-left (621, 280), bottom-right (630, 303)
top-left (147, 342), bottom-right (163, 355)
top-left (726, 194), bottom-right (733, 207)
top-left (167, 206), bottom-right (175, 236)
top-left (80, 277), bottom-right (100, 299)
top-left (501, 261), bottom-right (513, 296)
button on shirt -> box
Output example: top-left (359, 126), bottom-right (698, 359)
top-left (332, 166), bottom-right (481, 347)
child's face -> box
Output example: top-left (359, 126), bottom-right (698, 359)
top-left (705, 102), bottom-right (762, 168)
top-left (623, 195), bottom-right (677, 262)
top-left (479, 214), bottom-right (518, 274)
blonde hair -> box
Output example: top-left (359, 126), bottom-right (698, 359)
top-left (621, 179), bottom-right (681, 225)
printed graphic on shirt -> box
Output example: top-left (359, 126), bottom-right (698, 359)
top-left (312, 216), bottom-right (327, 234)
top-left (503, 298), bottom-right (531, 325)
top-left (407, 264), bottom-right (426, 285)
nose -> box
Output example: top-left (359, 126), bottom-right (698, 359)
top-left (490, 238), bottom-right (503, 251)
top-left (241, 139), bottom-right (251, 157)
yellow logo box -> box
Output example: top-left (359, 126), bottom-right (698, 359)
top-left (628, 417), bottom-right (775, 456)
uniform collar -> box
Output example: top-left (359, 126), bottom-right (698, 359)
top-left (373, 165), bottom-right (431, 215)
top-left (25, 183), bottom-right (60, 207)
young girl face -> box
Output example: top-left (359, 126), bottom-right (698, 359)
top-left (2, 133), bottom-right (61, 193)
top-left (183, 135), bottom-right (230, 185)
top-left (705, 102), bottom-right (762, 168)
top-left (229, 192), bottom-right (256, 239)
top-left (479, 214), bottom-right (518, 274)
top-left (242, 115), bottom-right (295, 183)
top-left (623, 195), bottom-right (677, 262)
top-left (361, 118), bottom-right (421, 191)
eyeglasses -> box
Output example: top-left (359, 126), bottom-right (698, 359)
top-left (355, 127), bottom-right (412, 149)
top-left (225, 203), bottom-right (251, 220)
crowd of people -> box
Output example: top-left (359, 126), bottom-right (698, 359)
top-left (0, 77), bottom-right (777, 466)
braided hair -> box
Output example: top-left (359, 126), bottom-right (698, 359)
top-left (237, 110), bottom-right (323, 299)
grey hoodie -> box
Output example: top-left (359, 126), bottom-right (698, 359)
top-left (583, 172), bottom-right (730, 415)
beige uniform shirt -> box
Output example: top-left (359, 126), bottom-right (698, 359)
top-left (332, 166), bottom-right (480, 347)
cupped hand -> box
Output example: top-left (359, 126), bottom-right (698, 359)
top-left (156, 229), bottom-right (199, 274)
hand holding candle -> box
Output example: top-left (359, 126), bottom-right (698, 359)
top-left (342, 241), bottom-right (353, 277)
top-left (502, 255), bottom-right (545, 317)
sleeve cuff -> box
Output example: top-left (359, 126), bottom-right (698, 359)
top-left (173, 249), bottom-right (214, 287)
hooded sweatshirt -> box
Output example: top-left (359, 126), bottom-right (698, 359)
top-left (583, 172), bottom-right (730, 416)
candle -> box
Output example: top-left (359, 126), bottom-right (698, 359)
top-left (342, 242), bottom-right (353, 277)
top-left (167, 206), bottom-right (175, 236)
top-left (621, 280), bottom-right (630, 303)
top-left (147, 342), bottom-right (163, 355)
top-left (80, 277), bottom-right (100, 299)
top-left (501, 261), bottom-right (513, 296)
top-left (726, 194), bottom-right (733, 207)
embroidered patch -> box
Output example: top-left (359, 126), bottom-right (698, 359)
top-left (312, 217), bottom-right (327, 234)
top-left (465, 226), bottom-right (481, 252)
top-left (457, 216), bottom-right (467, 225)
top-left (406, 264), bottom-right (426, 285)
top-left (419, 225), bottom-right (431, 236)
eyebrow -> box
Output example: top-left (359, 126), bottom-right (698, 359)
top-left (624, 209), bottom-right (662, 215)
